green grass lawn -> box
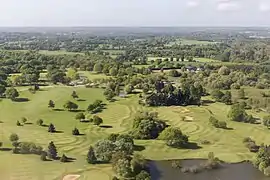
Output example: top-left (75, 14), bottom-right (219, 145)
top-left (0, 86), bottom-right (269, 179)
top-left (78, 71), bottom-right (111, 81)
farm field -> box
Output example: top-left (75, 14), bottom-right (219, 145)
top-left (0, 85), bottom-right (269, 180)
top-left (167, 39), bottom-right (217, 46)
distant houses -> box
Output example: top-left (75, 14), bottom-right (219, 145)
top-left (185, 66), bottom-right (204, 73)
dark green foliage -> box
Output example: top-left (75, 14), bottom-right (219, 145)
top-left (36, 119), bottom-right (44, 126)
top-left (112, 153), bottom-right (133, 178)
top-left (158, 127), bottom-right (189, 148)
top-left (40, 152), bottom-right (47, 161)
top-left (47, 141), bottom-right (58, 160)
top-left (145, 84), bottom-right (202, 106)
top-left (9, 133), bottom-right (19, 142)
top-left (168, 69), bottom-right (180, 77)
top-left (209, 116), bottom-right (227, 129)
top-left (48, 123), bottom-right (56, 133)
top-left (87, 146), bottom-right (97, 164)
top-left (263, 115), bottom-right (270, 128)
top-left (131, 154), bottom-right (148, 175)
top-left (211, 89), bottom-right (232, 104)
top-left (254, 145), bottom-right (270, 175)
top-left (5, 87), bottom-right (19, 100)
top-left (63, 101), bottom-right (78, 111)
top-left (135, 170), bottom-right (151, 180)
top-left (93, 115), bottom-right (103, 126)
top-left (87, 100), bottom-right (104, 113)
top-left (16, 120), bottom-right (21, 126)
top-left (18, 142), bottom-right (43, 155)
top-left (104, 88), bottom-right (115, 101)
top-left (75, 112), bottom-right (85, 120)
top-left (0, 84), bottom-right (6, 96)
top-left (21, 117), bottom-right (27, 124)
top-left (48, 100), bottom-right (55, 108)
top-left (0, 142), bottom-right (2, 148)
top-left (243, 137), bottom-right (259, 152)
top-left (131, 111), bottom-right (166, 139)
top-left (60, 154), bottom-right (68, 162)
top-left (72, 127), bottom-right (80, 135)
top-left (125, 84), bottom-right (134, 94)
top-left (228, 103), bottom-right (255, 123)
top-left (71, 91), bottom-right (79, 99)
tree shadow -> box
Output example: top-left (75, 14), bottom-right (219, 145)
top-left (76, 133), bottom-right (85, 136)
top-left (0, 121), bottom-right (3, 123)
top-left (108, 99), bottom-right (118, 102)
top-left (13, 98), bottom-right (30, 102)
top-left (80, 120), bottom-right (90, 123)
top-left (41, 124), bottom-right (49, 127)
top-left (53, 108), bottom-right (65, 112)
top-left (0, 148), bottom-right (12, 151)
top-left (202, 100), bottom-right (215, 104)
top-left (184, 142), bottom-right (202, 150)
top-left (183, 120), bottom-right (193, 122)
top-left (77, 99), bottom-right (86, 102)
top-left (99, 125), bottom-right (113, 129)
top-left (25, 122), bottom-right (33, 125)
top-left (54, 130), bottom-right (64, 133)
top-left (44, 159), bottom-right (53, 162)
top-left (224, 127), bottom-right (234, 130)
top-left (66, 157), bottom-right (77, 162)
top-left (70, 110), bottom-right (85, 113)
top-left (134, 145), bottom-right (146, 152)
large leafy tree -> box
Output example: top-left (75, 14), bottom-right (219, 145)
top-left (5, 88), bottom-right (19, 100)
top-left (63, 101), bottom-right (78, 111)
top-left (158, 127), bottom-right (189, 148)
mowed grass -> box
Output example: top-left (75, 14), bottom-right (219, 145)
top-left (0, 87), bottom-right (141, 180)
top-left (0, 86), bottom-right (269, 179)
top-left (78, 71), bottom-right (111, 81)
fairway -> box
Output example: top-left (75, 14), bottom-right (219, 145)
top-left (0, 85), bottom-right (269, 179)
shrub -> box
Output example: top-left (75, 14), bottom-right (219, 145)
top-left (158, 127), bottom-right (189, 148)
top-left (93, 115), bottom-right (103, 126)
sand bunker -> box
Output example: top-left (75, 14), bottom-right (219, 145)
top-left (63, 174), bottom-right (80, 180)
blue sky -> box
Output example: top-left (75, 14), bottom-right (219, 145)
top-left (0, 0), bottom-right (269, 26)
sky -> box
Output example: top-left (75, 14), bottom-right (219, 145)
top-left (0, 0), bottom-right (270, 27)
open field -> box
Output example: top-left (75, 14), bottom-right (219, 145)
top-left (77, 71), bottom-right (111, 81)
top-left (0, 85), bottom-right (269, 179)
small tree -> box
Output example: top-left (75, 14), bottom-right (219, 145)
top-left (36, 119), bottom-right (44, 126)
top-left (40, 152), bottom-right (47, 161)
top-left (47, 141), bottom-right (58, 160)
top-left (87, 146), bottom-right (97, 164)
top-left (63, 101), bottom-right (78, 111)
top-left (16, 120), bottom-right (21, 126)
top-left (71, 91), bottom-right (79, 99)
top-left (75, 113), bottom-right (85, 120)
top-left (21, 117), bottom-right (27, 124)
top-left (263, 115), bottom-right (270, 128)
top-left (9, 133), bottom-right (19, 142)
top-left (72, 127), bottom-right (80, 135)
top-left (5, 88), bottom-right (19, 101)
top-left (93, 115), bottom-right (103, 126)
top-left (48, 100), bottom-right (55, 109)
top-left (125, 84), bottom-right (134, 94)
top-left (48, 123), bottom-right (56, 133)
top-left (60, 154), bottom-right (68, 162)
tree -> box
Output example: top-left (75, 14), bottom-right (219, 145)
top-left (221, 91), bottom-right (232, 105)
top-left (36, 119), bottom-right (44, 126)
top-left (75, 113), bottom-right (85, 120)
top-left (72, 127), bottom-right (80, 135)
top-left (47, 141), bottom-right (58, 160)
top-left (48, 123), bottom-right (56, 133)
top-left (238, 88), bottom-right (246, 99)
top-left (60, 154), bottom-right (68, 162)
top-left (125, 84), bottom-right (134, 94)
top-left (40, 152), bottom-right (47, 161)
top-left (0, 84), bottom-right (6, 96)
top-left (71, 91), bottom-right (79, 99)
top-left (48, 100), bottom-right (55, 109)
top-left (228, 103), bottom-right (252, 123)
top-left (5, 87), bottom-right (19, 100)
top-left (87, 146), bottom-right (97, 164)
top-left (263, 115), bottom-right (270, 128)
top-left (67, 68), bottom-right (79, 80)
top-left (21, 117), bottom-right (27, 124)
top-left (211, 90), bottom-right (224, 102)
top-left (218, 66), bottom-right (230, 75)
top-left (168, 69), bottom-right (180, 77)
top-left (9, 133), bottom-right (19, 142)
top-left (109, 67), bottom-right (118, 76)
top-left (93, 63), bottom-right (103, 73)
top-left (135, 170), bottom-right (151, 180)
top-left (63, 101), bottom-right (78, 111)
top-left (94, 139), bottom-right (116, 162)
top-left (158, 127), bottom-right (189, 148)
top-left (16, 120), bottom-right (21, 126)
top-left (93, 115), bottom-right (103, 126)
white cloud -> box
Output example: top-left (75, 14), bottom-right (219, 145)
top-left (186, 1), bottom-right (200, 8)
top-left (217, 1), bottom-right (241, 11)
top-left (259, 2), bottom-right (270, 12)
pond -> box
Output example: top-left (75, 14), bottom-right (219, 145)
top-left (149, 159), bottom-right (269, 180)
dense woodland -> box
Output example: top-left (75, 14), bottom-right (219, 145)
top-left (0, 28), bottom-right (270, 179)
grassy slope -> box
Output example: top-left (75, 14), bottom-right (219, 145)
top-left (0, 86), bottom-right (269, 179)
